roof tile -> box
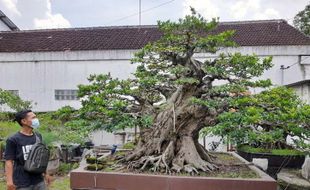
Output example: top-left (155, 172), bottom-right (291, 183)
top-left (0, 20), bottom-right (309, 53)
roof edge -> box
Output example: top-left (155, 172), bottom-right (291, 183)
top-left (0, 19), bottom-right (289, 34)
top-left (0, 10), bottom-right (19, 31)
top-left (286, 80), bottom-right (310, 87)
top-left (219, 19), bottom-right (287, 25)
top-left (0, 24), bottom-right (158, 34)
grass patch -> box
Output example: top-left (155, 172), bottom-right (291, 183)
top-left (49, 176), bottom-right (70, 190)
top-left (238, 145), bottom-right (306, 156)
top-left (0, 176), bottom-right (71, 190)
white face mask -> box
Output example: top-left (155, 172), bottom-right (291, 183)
top-left (31, 118), bottom-right (40, 129)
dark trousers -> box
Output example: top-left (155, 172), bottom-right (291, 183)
top-left (16, 181), bottom-right (46, 190)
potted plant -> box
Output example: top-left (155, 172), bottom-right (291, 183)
top-left (207, 87), bottom-right (309, 170)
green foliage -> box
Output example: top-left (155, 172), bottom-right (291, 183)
top-left (0, 88), bottom-right (31, 111)
top-left (122, 142), bottom-right (136, 149)
top-left (0, 112), bottom-right (15, 122)
top-left (205, 87), bottom-right (310, 150)
top-left (77, 9), bottom-right (273, 135)
top-left (238, 145), bottom-right (307, 156)
top-left (35, 112), bottom-right (62, 145)
top-left (86, 157), bottom-right (97, 164)
top-left (294, 3), bottom-right (310, 35)
top-left (0, 106), bottom-right (92, 146)
top-left (58, 162), bottom-right (79, 175)
top-left (51, 106), bottom-right (76, 123)
top-left (35, 107), bottom-right (94, 145)
top-left (0, 114), bottom-right (64, 145)
top-left (0, 121), bottom-right (20, 140)
top-left (86, 164), bottom-right (104, 171)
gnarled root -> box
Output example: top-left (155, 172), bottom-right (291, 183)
top-left (124, 137), bottom-right (218, 175)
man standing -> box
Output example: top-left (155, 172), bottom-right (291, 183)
top-left (4, 110), bottom-right (51, 190)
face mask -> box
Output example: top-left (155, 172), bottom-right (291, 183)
top-left (31, 118), bottom-right (40, 129)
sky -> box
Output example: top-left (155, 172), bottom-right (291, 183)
top-left (0, 0), bottom-right (309, 30)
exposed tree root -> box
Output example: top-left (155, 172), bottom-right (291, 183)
top-left (123, 136), bottom-right (218, 175)
top-left (121, 85), bottom-right (219, 175)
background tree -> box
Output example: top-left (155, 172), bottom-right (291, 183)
top-left (37, 106), bottom-right (94, 145)
top-left (294, 3), bottom-right (310, 35)
top-left (78, 9), bottom-right (273, 174)
top-left (0, 88), bottom-right (31, 111)
top-left (206, 87), bottom-right (310, 151)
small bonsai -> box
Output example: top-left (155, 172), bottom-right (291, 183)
top-left (87, 164), bottom-right (104, 171)
top-left (207, 87), bottom-right (310, 154)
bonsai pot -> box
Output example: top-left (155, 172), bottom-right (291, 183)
top-left (237, 145), bottom-right (306, 168)
top-left (70, 152), bottom-right (277, 190)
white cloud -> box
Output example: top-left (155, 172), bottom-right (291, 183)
top-left (254, 8), bottom-right (280, 20)
top-left (34, 13), bottom-right (71, 29)
top-left (183, 0), bottom-right (219, 20)
top-left (230, 0), bottom-right (280, 20)
top-left (231, 0), bottom-right (260, 19)
top-left (33, 0), bottom-right (71, 29)
top-left (0, 0), bottom-right (21, 16)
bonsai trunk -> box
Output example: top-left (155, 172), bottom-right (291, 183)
top-left (123, 86), bottom-right (218, 174)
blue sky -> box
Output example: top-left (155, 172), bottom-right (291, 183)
top-left (0, 0), bottom-right (309, 29)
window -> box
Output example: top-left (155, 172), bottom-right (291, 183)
top-left (55, 90), bottom-right (78, 100)
top-left (7, 90), bottom-right (19, 96)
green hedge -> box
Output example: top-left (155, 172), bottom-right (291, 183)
top-left (238, 145), bottom-right (307, 156)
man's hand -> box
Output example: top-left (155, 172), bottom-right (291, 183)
top-left (5, 160), bottom-right (15, 190)
top-left (6, 181), bottom-right (16, 190)
top-left (44, 173), bottom-right (53, 186)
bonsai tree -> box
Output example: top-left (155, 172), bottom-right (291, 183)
top-left (207, 87), bottom-right (310, 151)
top-left (78, 9), bottom-right (273, 174)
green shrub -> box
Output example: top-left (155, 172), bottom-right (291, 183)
top-left (86, 164), bottom-right (103, 171)
top-left (123, 142), bottom-right (135, 149)
top-left (238, 145), bottom-right (307, 156)
top-left (0, 88), bottom-right (31, 111)
top-left (58, 163), bottom-right (79, 175)
top-left (0, 112), bottom-right (14, 122)
top-left (51, 106), bottom-right (76, 123)
top-left (0, 122), bottom-right (20, 140)
top-left (86, 157), bottom-right (97, 164)
top-left (207, 87), bottom-right (310, 150)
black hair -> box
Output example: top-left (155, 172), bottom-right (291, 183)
top-left (14, 110), bottom-right (32, 126)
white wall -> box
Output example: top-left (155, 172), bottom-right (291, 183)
top-left (0, 50), bottom-right (137, 112)
top-left (1, 46), bottom-right (310, 112)
top-left (291, 84), bottom-right (310, 104)
top-left (90, 128), bottom-right (136, 146)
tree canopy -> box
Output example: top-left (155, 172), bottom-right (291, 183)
top-left (206, 87), bottom-right (310, 150)
top-left (0, 88), bottom-right (31, 111)
top-left (294, 3), bottom-right (310, 35)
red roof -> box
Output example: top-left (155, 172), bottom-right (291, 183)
top-left (0, 20), bottom-right (309, 53)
